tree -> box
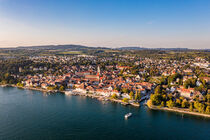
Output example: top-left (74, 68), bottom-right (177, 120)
top-left (150, 93), bottom-right (162, 105)
top-left (194, 101), bottom-right (200, 110)
top-left (47, 86), bottom-right (54, 90)
top-left (206, 94), bottom-right (210, 103)
top-left (176, 99), bottom-right (181, 107)
top-left (195, 84), bottom-right (206, 92)
top-left (114, 87), bottom-right (120, 92)
top-left (119, 69), bottom-right (124, 75)
top-left (135, 92), bottom-right (141, 101)
top-left (17, 82), bottom-right (24, 87)
top-left (168, 73), bottom-right (182, 85)
top-left (59, 86), bottom-right (65, 91)
top-left (166, 100), bottom-right (175, 108)
top-left (168, 93), bottom-right (173, 100)
top-left (181, 100), bottom-right (189, 108)
top-left (122, 88), bottom-right (129, 93)
top-left (198, 103), bottom-right (205, 113)
top-left (179, 96), bottom-right (185, 101)
top-left (4, 73), bottom-right (10, 79)
top-left (161, 94), bottom-right (167, 101)
top-left (189, 103), bottom-right (193, 111)
top-left (111, 93), bottom-right (117, 99)
top-left (129, 91), bottom-right (134, 99)
top-left (54, 85), bottom-right (58, 90)
top-left (183, 78), bottom-right (196, 89)
top-left (147, 99), bottom-right (152, 107)
top-left (194, 101), bottom-right (205, 113)
top-left (154, 85), bottom-right (162, 94)
top-left (122, 98), bottom-right (129, 103)
top-left (205, 106), bottom-right (210, 114)
top-left (160, 101), bottom-right (165, 107)
top-left (160, 76), bottom-right (167, 85)
top-left (183, 80), bottom-right (190, 89)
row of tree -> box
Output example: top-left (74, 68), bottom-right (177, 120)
top-left (150, 85), bottom-right (210, 114)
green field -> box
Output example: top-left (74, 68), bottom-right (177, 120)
top-left (58, 51), bottom-right (83, 55)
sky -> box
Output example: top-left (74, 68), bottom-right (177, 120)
top-left (0, 0), bottom-right (210, 49)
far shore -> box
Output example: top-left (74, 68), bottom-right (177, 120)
top-left (147, 104), bottom-right (210, 118)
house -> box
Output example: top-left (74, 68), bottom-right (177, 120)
top-left (193, 91), bottom-right (204, 100)
top-left (162, 71), bottom-right (169, 76)
top-left (177, 87), bottom-right (194, 98)
top-left (85, 75), bottom-right (99, 81)
top-left (116, 65), bottom-right (131, 70)
top-left (75, 71), bottom-right (90, 77)
top-left (135, 75), bottom-right (141, 81)
top-left (183, 69), bottom-right (193, 75)
top-left (201, 77), bottom-right (210, 84)
top-left (196, 80), bottom-right (202, 87)
top-left (121, 93), bottom-right (130, 99)
top-left (41, 83), bottom-right (48, 89)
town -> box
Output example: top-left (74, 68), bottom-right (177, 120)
top-left (1, 0), bottom-right (210, 139)
top-left (0, 50), bottom-right (210, 116)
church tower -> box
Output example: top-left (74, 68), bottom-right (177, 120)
top-left (97, 66), bottom-right (100, 76)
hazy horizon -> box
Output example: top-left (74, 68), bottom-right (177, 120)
top-left (0, 44), bottom-right (209, 50)
top-left (0, 0), bottom-right (210, 49)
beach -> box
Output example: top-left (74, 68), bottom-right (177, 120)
top-left (147, 103), bottom-right (210, 118)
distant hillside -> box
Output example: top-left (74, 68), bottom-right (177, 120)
top-left (116, 47), bottom-right (147, 50)
top-left (17, 44), bottom-right (92, 50)
top-left (0, 44), bottom-right (208, 52)
top-left (116, 47), bottom-right (190, 51)
top-left (16, 44), bottom-right (112, 52)
top-left (154, 48), bottom-right (189, 51)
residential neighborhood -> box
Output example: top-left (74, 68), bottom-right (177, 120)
top-left (0, 53), bottom-right (208, 113)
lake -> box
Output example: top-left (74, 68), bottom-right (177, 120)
top-left (0, 87), bottom-right (209, 140)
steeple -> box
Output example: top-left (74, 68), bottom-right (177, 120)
top-left (97, 66), bottom-right (100, 76)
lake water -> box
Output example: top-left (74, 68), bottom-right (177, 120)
top-left (0, 87), bottom-right (209, 140)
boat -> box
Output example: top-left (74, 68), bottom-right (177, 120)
top-left (124, 113), bottom-right (132, 119)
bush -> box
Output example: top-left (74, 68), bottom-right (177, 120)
top-left (111, 93), bottom-right (118, 99)
top-left (59, 86), bottom-right (65, 91)
top-left (17, 82), bottom-right (24, 87)
top-left (160, 101), bottom-right (165, 107)
top-left (166, 100), bottom-right (175, 108)
top-left (205, 106), bottom-right (210, 114)
top-left (181, 100), bottom-right (189, 108)
top-left (189, 103), bottom-right (193, 111)
top-left (122, 98), bottom-right (129, 103)
top-left (150, 93), bottom-right (162, 105)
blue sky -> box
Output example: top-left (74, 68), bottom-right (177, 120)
top-left (0, 0), bottom-right (210, 49)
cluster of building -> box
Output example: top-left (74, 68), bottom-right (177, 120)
top-left (20, 64), bottom-right (153, 100)
top-left (16, 55), bottom-right (209, 101)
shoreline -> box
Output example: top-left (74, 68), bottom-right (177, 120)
top-left (10, 85), bottom-right (62, 93)
top-left (147, 104), bottom-right (210, 118)
top-left (1, 84), bottom-right (209, 117)
top-left (0, 84), bottom-right (140, 107)
top-left (65, 91), bottom-right (140, 107)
